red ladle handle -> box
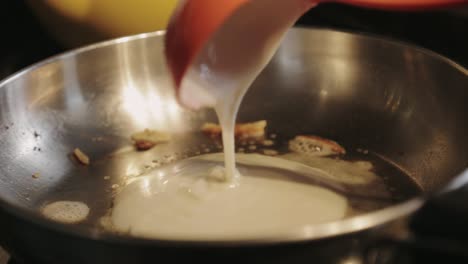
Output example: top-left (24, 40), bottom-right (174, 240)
top-left (332, 0), bottom-right (467, 10)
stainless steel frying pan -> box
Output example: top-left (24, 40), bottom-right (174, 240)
top-left (0, 28), bottom-right (466, 263)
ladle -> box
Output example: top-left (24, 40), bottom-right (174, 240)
top-left (164, 0), bottom-right (467, 109)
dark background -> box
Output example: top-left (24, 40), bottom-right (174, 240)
top-left (0, 2), bottom-right (466, 79)
top-left (299, 3), bottom-right (468, 67)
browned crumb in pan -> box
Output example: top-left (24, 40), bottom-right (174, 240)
top-left (130, 129), bottom-right (171, 151)
top-left (289, 135), bottom-right (346, 156)
top-left (201, 120), bottom-right (267, 139)
top-left (134, 140), bottom-right (156, 151)
top-left (73, 148), bottom-right (90, 165)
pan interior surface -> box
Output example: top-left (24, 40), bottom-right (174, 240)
top-left (0, 28), bottom-right (466, 243)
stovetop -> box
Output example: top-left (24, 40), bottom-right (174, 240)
top-left (0, 1), bottom-right (466, 264)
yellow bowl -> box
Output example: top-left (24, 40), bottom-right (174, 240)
top-left (27, 0), bottom-right (178, 48)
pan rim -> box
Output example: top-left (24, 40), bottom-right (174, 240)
top-left (0, 27), bottom-right (465, 246)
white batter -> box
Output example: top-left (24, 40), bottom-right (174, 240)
top-left (179, 0), bottom-right (309, 182)
top-left (42, 201), bottom-right (89, 224)
top-left (111, 154), bottom-right (347, 240)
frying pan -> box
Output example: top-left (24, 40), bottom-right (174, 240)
top-left (0, 28), bottom-right (467, 263)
